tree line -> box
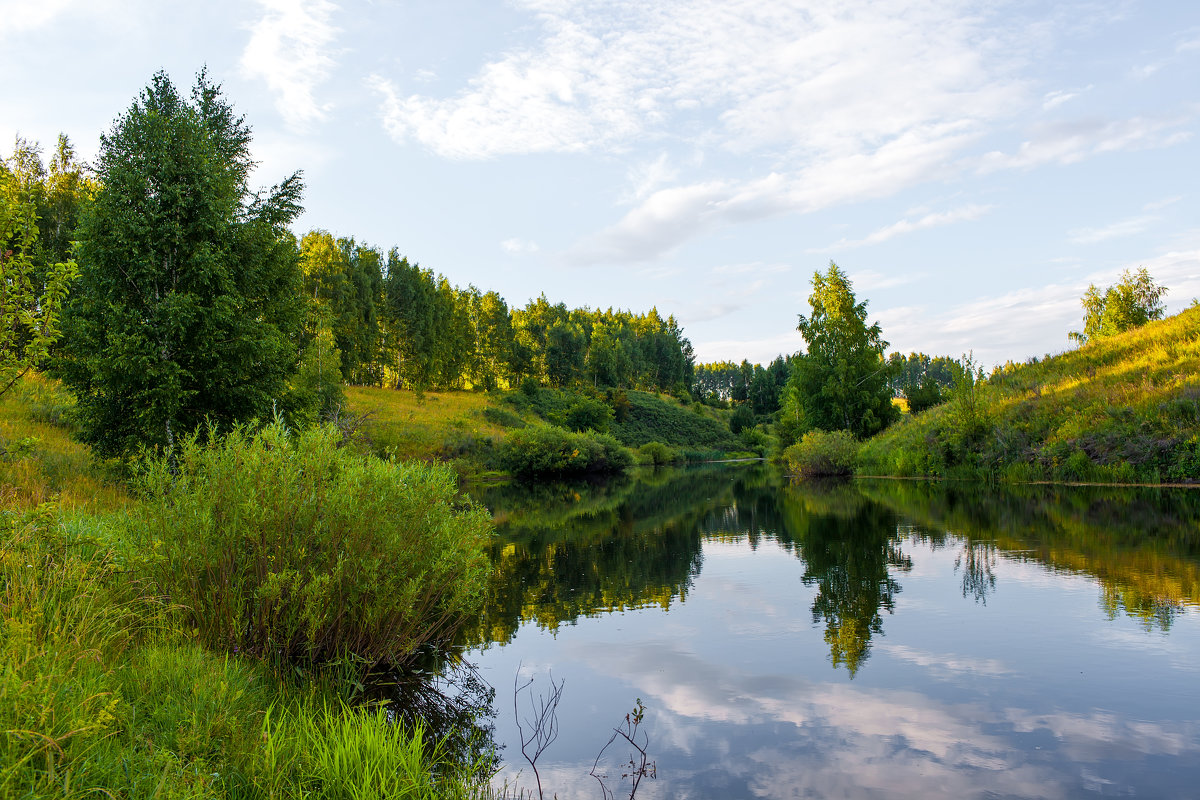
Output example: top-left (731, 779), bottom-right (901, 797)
top-left (297, 228), bottom-right (694, 395)
top-left (1, 71), bottom-right (695, 457)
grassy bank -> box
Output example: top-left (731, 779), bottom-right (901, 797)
top-left (1, 383), bottom-right (496, 799)
top-left (857, 306), bottom-right (1200, 483)
top-left (346, 383), bottom-right (747, 478)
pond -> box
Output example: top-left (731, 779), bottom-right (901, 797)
top-left (457, 464), bottom-right (1200, 799)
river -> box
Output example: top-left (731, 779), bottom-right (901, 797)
top-left (455, 464), bottom-right (1200, 799)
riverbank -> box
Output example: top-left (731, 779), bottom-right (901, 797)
top-left (856, 306), bottom-right (1200, 483)
top-left (0, 378), bottom-right (496, 799)
top-left (346, 383), bottom-right (753, 478)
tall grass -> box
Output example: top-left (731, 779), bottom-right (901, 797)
top-left (0, 505), bottom-right (139, 797)
top-left (131, 421), bottom-right (493, 672)
top-left (0, 373), bottom-right (127, 512)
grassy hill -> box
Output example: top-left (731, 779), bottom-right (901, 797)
top-left (857, 306), bottom-right (1200, 483)
top-left (346, 384), bottom-right (743, 475)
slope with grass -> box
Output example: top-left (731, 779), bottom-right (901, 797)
top-left (346, 384), bottom-right (745, 477)
top-left (858, 306), bottom-right (1200, 483)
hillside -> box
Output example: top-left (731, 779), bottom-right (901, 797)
top-left (345, 384), bottom-right (744, 476)
top-left (857, 306), bottom-right (1200, 483)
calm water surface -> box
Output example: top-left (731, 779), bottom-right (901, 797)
top-left (459, 465), bottom-right (1200, 799)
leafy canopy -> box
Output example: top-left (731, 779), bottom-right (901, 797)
top-left (1069, 268), bottom-right (1167, 345)
top-left (782, 262), bottom-right (897, 440)
top-left (59, 70), bottom-right (305, 457)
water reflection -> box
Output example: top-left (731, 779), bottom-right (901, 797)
top-left (468, 468), bottom-right (1200, 667)
top-left (460, 467), bottom-right (1200, 798)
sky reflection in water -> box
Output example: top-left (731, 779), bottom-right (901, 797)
top-left (463, 467), bottom-right (1200, 799)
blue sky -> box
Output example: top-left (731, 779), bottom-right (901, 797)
top-left (4, 0), bottom-right (1198, 367)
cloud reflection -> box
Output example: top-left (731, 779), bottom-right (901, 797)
top-left (570, 639), bottom-right (1198, 799)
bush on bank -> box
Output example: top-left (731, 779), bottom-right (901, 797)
top-left (499, 425), bottom-right (633, 478)
top-left (784, 430), bottom-right (858, 479)
top-left (132, 421), bottom-right (493, 672)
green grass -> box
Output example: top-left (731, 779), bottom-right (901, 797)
top-left (858, 306), bottom-right (1200, 483)
top-left (1, 379), bottom-right (497, 800)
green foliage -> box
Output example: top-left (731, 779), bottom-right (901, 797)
top-left (0, 505), bottom-right (141, 797)
top-left (499, 425), bottom-right (632, 478)
top-left (283, 700), bottom-right (491, 800)
top-left (887, 352), bottom-right (956, 398)
top-left (729, 404), bottom-right (755, 434)
top-left (786, 263), bottom-right (897, 440)
top-left (859, 306), bottom-right (1200, 482)
top-left (58, 70), bottom-right (305, 457)
top-left (903, 374), bottom-right (946, 414)
top-left (1069, 268), bottom-right (1167, 345)
top-left (784, 430), bottom-right (859, 479)
top-left (131, 421), bottom-right (492, 671)
top-left (481, 405), bottom-right (526, 428)
top-left (562, 394), bottom-right (613, 432)
top-left (635, 441), bottom-right (681, 466)
top-left (288, 309), bottom-right (348, 428)
top-left (609, 390), bottom-right (740, 451)
top-left (1, 168), bottom-right (79, 397)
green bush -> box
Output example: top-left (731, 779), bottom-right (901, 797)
top-left (635, 441), bottom-right (681, 466)
top-left (131, 422), bottom-right (492, 672)
top-left (500, 425), bottom-right (632, 478)
top-left (609, 391), bottom-right (740, 450)
top-left (784, 430), bottom-right (859, 479)
top-left (561, 395), bottom-right (614, 432)
top-left (481, 406), bottom-right (526, 428)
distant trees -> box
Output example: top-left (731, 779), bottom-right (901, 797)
top-left (888, 352), bottom-right (957, 414)
top-left (1069, 268), bottom-right (1167, 346)
top-left (782, 262), bottom-right (896, 441)
top-left (59, 70), bottom-right (306, 456)
top-left (0, 167), bottom-right (78, 396)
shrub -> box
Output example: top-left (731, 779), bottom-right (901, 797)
top-left (561, 395), bottom-right (614, 433)
top-left (784, 430), bottom-right (859, 479)
top-left (481, 406), bottom-right (526, 429)
top-left (729, 404), bottom-right (755, 434)
top-left (635, 441), bottom-right (681, 466)
top-left (500, 426), bottom-right (632, 478)
top-left (905, 376), bottom-right (946, 415)
top-left (131, 422), bottom-right (492, 672)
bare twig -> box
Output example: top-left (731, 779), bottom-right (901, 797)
top-left (513, 663), bottom-right (564, 800)
top-left (589, 698), bottom-right (656, 800)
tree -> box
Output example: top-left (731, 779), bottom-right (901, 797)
top-left (58, 70), bottom-right (305, 456)
top-left (1, 168), bottom-right (78, 396)
top-left (785, 262), bottom-right (897, 440)
top-left (1069, 268), bottom-right (1167, 345)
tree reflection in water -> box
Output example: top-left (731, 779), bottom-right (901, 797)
top-left (464, 465), bottom-right (1200, 677)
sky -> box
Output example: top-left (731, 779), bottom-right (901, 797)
top-left (3, 0), bottom-right (1199, 368)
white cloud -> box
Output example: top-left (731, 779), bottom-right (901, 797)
top-left (374, 0), bottom-right (1026, 161)
top-left (619, 153), bottom-right (678, 205)
top-left (820, 204), bottom-right (993, 251)
top-left (0, 0), bottom-right (78, 31)
top-left (1042, 86), bottom-right (1091, 110)
top-left (1068, 214), bottom-right (1156, 244)
top-left (500, 237), bottom-right (540, 255)
top-left (978, 115), bottom-right (1192, 173)
top-left (878, 643), bottom-right (1012, 678)
top-left (848, 269), bottom-right (927, 292)
top-left (241, 0), bottom-right (340, 131)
